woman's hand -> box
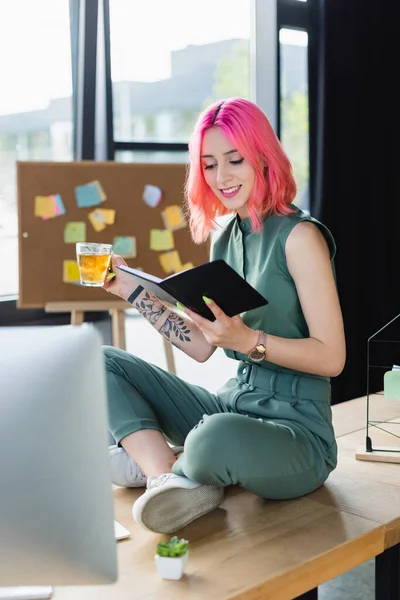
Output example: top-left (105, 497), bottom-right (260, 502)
top-left (103, 254), bottom-right (136, 301)
top-left (179, 297), bottom-right (258, 354)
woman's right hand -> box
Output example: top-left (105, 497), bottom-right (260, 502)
top-left (103, 254), bottom-right (134, 301)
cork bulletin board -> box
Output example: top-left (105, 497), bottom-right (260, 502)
top-left (17, 161), bottom-right (210, 309)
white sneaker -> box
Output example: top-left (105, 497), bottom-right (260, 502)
top-left (132, 473), bottom-right (224, 533)
top-left (108, 445), bottom-right (184, 488)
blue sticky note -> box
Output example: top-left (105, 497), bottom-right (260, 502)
top-left (112, 236), bottom-right (137, 258)
top-left (75, 183), bottom-right (102, 208)
top-left (53, 194), bottom-right (66, 216)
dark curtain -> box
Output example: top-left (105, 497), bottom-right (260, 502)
top-left (309, 0), bottom-right (400, 403)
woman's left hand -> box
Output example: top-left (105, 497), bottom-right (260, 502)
top-left (179, 297), bottom-right (258, 353)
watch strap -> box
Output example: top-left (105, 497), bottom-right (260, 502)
top-left (256, 330), bottom-right (264, 347)
top-left (248, 330), bottom-right (267, 361)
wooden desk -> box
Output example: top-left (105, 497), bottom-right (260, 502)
top-left (53, 395), bottom-right (400, 600)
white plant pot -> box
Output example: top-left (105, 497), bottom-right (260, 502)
top-left (154, 552), bottom-right (189, 580)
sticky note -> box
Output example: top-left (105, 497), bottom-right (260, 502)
top-left (112, 236), bottom-right (137, 258)
top-left (177, 262), bottom-right (194, 272)
top-left (88, 210), bottom-right (106, 232)
top-left (97, 208), bottom-right (115, 225)
top-left (35, 196), bottom-right (55, 218)
top-left (39, 194), bottom-right (66, 220)
top-left (75, 182), bottom-right (102, 208)
top-left (89, 180), bottom-right (107, 202)
top-left (63, 260), bottom-right (81, 283)
top-left (161, 205), bottom-right (186, 231)
top-left (159, 251), bottom-right (182, 274)
top-left (150, 229), bottom-right (174, 251)
top-left (88, 208), bottom-right (115, 232)
top-left (64, 222), bottom-right (86, 243)
top-left (52, 194), bottom-right (66, 216)
top-left (384, 371), bottom-right (400, 400)
top-left (143, 184), bottom-right (162, 207)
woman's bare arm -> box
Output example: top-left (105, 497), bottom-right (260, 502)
top-left (130, 286), bottom-right (217, 362)
top-left (261, 221), bottom-right (346, 377)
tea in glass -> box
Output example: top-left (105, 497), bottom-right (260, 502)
top-left (76, 242), bottom-right (112, 287)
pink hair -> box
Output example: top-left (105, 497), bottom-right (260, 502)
top-left (185, 97), bottom-right (296, 244)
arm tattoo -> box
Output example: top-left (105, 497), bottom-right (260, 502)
top-left (170, 340), bottom-right (183, 350)
top-left (134, 291), bottom-right (167, 326)
top-left (134, 291), bottom-right (192, 345)
top-left (161, 312), bottom-right (191, 344)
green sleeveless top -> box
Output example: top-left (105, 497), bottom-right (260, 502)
top-left (211, 205), bottom-right (337, 381)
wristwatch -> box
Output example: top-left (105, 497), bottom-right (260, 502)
top-left (247, 330), bottom-right (267, 362)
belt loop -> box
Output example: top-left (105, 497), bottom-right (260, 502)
top-left (245, 362), bottom-right (251, 383)
top-left (291, 375), bottom-right (299, 398)
top-left (270, 372), bottom-right (277, 394)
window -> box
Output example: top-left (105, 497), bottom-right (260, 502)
top-left (0, 1), bottom-right (73, 298)
top-left (279, 28), bottom-right (309, 211)
top-left (109, 0), bottom-right (252, 145)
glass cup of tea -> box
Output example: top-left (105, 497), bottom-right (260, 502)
top-left (76, 242), bottom-right (113, 287)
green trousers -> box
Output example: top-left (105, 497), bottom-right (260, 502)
top-left (104, 346), bottom-right (337, 500)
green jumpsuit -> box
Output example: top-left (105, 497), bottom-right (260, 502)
top-left (104, 206), bottom-right (338, 499)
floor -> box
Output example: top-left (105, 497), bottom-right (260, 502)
top-left (98, 310), bottom-right (375, 600)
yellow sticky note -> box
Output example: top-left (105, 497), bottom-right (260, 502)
top-left (150, 229), bottom-right (174, 251)
top-left (177, 262), bottom-right (194, 273)
top-left (161, 205), bottom-right (186, 231)
top-left (63, 260), bottom-right (81, 283)
top-left (34, 195), bottom-right (55, 218)
top-left (88, 210), bottom-right (106, 232)
top-left (64, 222), bottom-right (86, 243)
top-left (97, 208), bottom-right (116, 225)
top-left (159, 251), bottom-right (182, 274)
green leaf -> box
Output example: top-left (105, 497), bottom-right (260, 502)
top-left (156, 536), bottom-right (189, 557)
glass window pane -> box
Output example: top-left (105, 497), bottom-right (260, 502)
top-left (279, 28), bottom-right (309, 211)
top-left (109, 0), bottom-right (251, 143)
top-left (0, 2), bottom-right (73, 298)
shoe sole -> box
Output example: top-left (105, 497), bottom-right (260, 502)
top-left (137, 485), bottom-right (224, 534)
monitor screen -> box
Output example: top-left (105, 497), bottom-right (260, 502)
top-left (0, 325), bottom-right (118, 586)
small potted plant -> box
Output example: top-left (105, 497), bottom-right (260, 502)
top-left (155, 536), bottom-right (189, 580)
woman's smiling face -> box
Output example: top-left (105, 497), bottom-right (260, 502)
top-left (201, 127), bottom-right (256, 219)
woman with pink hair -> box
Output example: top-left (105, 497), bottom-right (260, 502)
top-left (103, 98), bottom-right (346, 534)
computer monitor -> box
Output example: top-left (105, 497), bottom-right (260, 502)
top-left (0, 324), bottom-right (118, 587)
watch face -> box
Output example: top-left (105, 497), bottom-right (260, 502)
top-left (249, 345), bottom-right (266, 362)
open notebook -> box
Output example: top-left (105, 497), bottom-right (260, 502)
top-left (118, 259), bottom-right (268, 321)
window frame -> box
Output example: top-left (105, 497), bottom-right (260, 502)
top-left (105, 0), bottom-right (280, 158)
top-left (278, 0), bottom-right (319, 212)
top-left (277, 0), bottom-right (309, 137)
